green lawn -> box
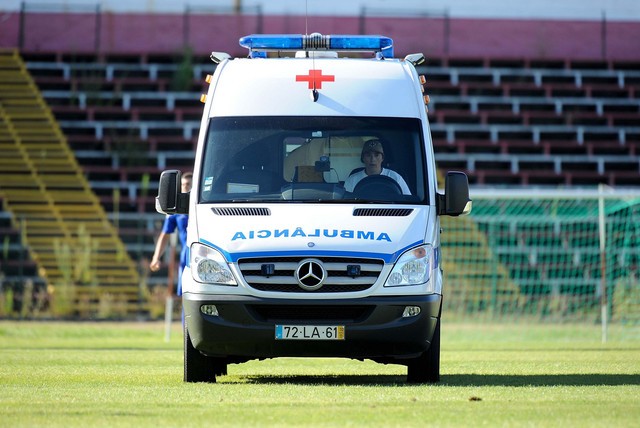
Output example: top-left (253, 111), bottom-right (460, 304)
top-left (1, 321), bottom-right (638, 427)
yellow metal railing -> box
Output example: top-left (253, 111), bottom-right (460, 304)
top-left (0, 49), bottom-right (143, 317)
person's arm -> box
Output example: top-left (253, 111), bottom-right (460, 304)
top-left (149, 232), bottom-right (171, 272)
top-left (344, 170), bottom-right (364, 192)
top-left (384, 169), bottom-right (411, 195)
top-left (396, 175), bottom-right (411, 195)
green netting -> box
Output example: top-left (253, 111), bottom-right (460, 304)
top-left (441, 191), bottom-right (640, 328)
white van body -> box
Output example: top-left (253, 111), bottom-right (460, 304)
top-left (156, 34), bottom-right (471, 383)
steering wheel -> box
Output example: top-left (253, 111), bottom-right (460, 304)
top-left (353, 175), bottom-right (403, 199)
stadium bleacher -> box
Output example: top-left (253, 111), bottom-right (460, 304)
top-left (22, 54), bottom-right (640, 191)
top-left (0, 52), bottom-right (207, 297)
top-left (0, 43), bottom-right (637, 318)
top-left (0, 50), bottom-right (144, 317)
top-left (425, 59), bottom-right (640, 186)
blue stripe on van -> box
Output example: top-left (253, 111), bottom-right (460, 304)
top-left (199, 238), bottom-right (423, 264)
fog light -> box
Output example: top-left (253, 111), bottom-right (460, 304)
top-left (200, 304), bottom-right (219, 316)
top-left (402, 306), bottom-right (421, 318)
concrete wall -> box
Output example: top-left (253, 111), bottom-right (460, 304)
top-left (1, 11), bottom-right (639, 60)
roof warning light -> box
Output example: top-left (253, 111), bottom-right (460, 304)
top-left (239, 33), bottom-right (394, 59)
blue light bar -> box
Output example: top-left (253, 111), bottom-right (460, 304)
top-left (239, 34), bottom-right (394, 58)
top-left (239, 34), bottom-right (304, 50)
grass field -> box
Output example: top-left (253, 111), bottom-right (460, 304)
top-left (1, 321), bottom-right (639, 427)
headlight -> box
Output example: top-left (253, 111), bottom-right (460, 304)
top-left (385, 245), bottom-right (432, 287)
top-left (190, 243), bottom-right (237, 285)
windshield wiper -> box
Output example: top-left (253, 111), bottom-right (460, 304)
top-left (229, 198), bottom-right (279, 203)
top-left (339, 198), bottom-right (396, 204)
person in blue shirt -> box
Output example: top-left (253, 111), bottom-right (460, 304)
top-left (149, 172), bottom-right (192, 296)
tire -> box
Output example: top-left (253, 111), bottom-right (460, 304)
top-left (184, 324), bottom-right (220, 383)
top-left (406, 318), bottom-right (440, 384)
top-left (212, 358), bottom-right (228, 376)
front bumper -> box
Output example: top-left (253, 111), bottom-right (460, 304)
top-left (183, 292), bottom-right (441, 361)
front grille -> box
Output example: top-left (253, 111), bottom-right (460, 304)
top-left (237, 256), bottom-right (384, 293)
top-left (249, 305), bottom-right (374, 322)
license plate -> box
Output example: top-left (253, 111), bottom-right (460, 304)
top-left (275, 325), bottom-right (345, 340)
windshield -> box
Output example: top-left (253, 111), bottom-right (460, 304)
top-left (199, 116), bottom-right (428, 204)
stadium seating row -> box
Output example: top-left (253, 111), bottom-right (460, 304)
top-left (23, 55), bottom-right (638, 191)
top-left (25, 53), bottom-right (639, 191)
top-left (45, 102), bottom-right (639, 128)
top-left (24, 55), bottom-right (640, 84)
top-left (19, 51), bottom-right (640, 71)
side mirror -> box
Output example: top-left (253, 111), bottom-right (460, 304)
top-left (156, 170), bottom-right (189, 214)
top-left (437, 171), bottom-right (472, 216)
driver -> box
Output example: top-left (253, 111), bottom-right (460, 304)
top-left (344, 139), bottom-right (411, 195)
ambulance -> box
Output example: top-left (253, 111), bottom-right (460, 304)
top-left (155, 33), bottom-right (471, 383)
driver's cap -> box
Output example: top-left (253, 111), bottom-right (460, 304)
top-left (362, 139), bottom-right (384, 156)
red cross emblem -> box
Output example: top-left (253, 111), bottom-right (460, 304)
top-left (296, 69), bottom-right (335, 89)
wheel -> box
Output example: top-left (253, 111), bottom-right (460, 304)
top-left (353, 175), bottom-right (402, 199)
top-left (406, 318), bottom-right (440, 383)
top-left (184, 324), bottom-right (224, 383)
top-left (212, 358), bottom-right (228, 376)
